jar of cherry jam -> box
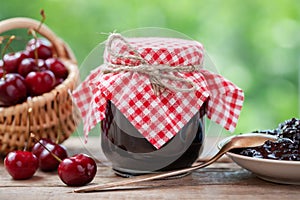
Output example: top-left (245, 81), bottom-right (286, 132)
top-left (101, 101), bottom-right (206, 176)
top-left (72, 32), bottom-right (244, 177)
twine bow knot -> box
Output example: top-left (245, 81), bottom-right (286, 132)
top-left (102, 33), bottom-right (202, 95)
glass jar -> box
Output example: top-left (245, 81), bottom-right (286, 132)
top-left (101, 100), bottom-right (206, 176)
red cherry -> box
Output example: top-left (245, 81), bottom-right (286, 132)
top-left (25, 70), bottom-right (55, 96)
top-left (0, 73), bottom-right (28, 106)
top-left (18, 58), bottom-right (49, 77)
top-left (3, 51), bottom-right (29, 73)
top-left (4, 151), bottom-right (39, 180)
top-left (58, 154), bottom-right (97, 186)
top-left (26, 38), bottom-right (53, 60)
top-left (38, 143), bottom-right (68, 172)
top-left (45, 58), bottom-right (68, 79)
top-left (18, 58), bottom-right (39, 77)
top-left (32, 138), bottom-right (55, 158)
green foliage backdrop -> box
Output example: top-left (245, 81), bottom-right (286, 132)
top-left (1, 0), bottom-right (299, 135)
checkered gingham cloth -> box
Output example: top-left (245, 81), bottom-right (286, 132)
top-left (72, 34), bottom-right (244, 149)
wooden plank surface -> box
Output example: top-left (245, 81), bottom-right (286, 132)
top-left (0, 136), bottom-right (299, 200)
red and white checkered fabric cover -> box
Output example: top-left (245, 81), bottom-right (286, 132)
top-left (72, 36), bottom-right (244, 149)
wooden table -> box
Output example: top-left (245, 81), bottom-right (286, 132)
top-left (1, 136), bottom-right (299, 200)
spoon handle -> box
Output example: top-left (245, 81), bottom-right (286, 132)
top-left (73, 134), bottom-right (275, 193)
top-left (73, 149), bottom-right (227, 193)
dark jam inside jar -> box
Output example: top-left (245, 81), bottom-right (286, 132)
top-left (101, 101), bottom-right (206, 176)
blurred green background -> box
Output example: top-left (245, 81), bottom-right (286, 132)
top-left (0, 0), bottom-right (299, 135)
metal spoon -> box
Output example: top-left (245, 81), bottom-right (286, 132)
top-left (74, 134), bottom-right (276, 193)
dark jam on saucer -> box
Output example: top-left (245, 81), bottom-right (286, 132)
top-left (232, 118), bottom-right (300, 161)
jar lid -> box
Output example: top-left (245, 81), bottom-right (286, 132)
top-left (105, 36), bottom-right (204, 67)
top-left (72, 33), bottom-right (244, 149)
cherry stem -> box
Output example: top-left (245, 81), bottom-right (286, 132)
top-left (1, 35), bottom-right (15, 59)
top-left (37, 9), bottom-right (46, 31)
top-left (27, 29), bottom-right (40, 66)
top-left (0, 35), bottom-right (16, 79)
top-left (30, 133), bottom-right (63, 163)
top-left (0, 36), bottom-right (4, 54)
top-left (27, 10), bottom-right (46, 66)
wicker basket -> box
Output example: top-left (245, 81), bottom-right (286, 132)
top-left (0, 17), bottom-right (80, 156)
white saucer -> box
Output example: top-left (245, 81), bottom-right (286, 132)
top-left (218, 133), bottom-right (300, 185)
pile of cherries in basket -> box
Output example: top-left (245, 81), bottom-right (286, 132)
top-left (1, 37), bottom-right (97, 186)
top-left (4, 136), bottom-right (97, 186)
top-left (233, 118), bottom-right (300, 161)
top-left (0, 37), bottom-right (68, 107)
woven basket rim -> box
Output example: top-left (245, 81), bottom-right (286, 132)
top-left (0, 17), bottom-right (72, 59)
